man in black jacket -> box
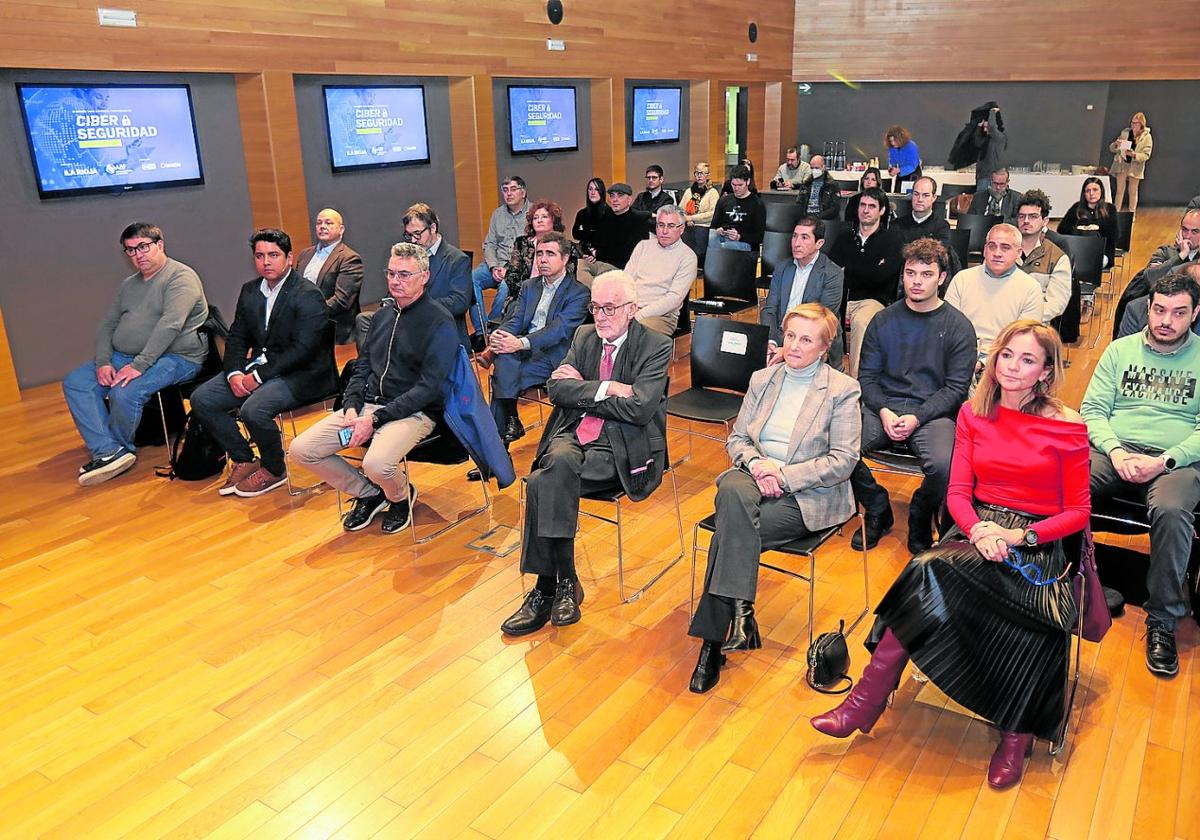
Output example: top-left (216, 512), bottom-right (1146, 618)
top-left (191, 228), bottom-right (338, 497)
top-left (289, 242), bottom-right (460, 532)
top-left (794, 154), bottom-right (840, 220)
top-left (592, 183), bottom-right (652, 269)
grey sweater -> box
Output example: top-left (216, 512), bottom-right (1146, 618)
top-left (96, 257), bottom-right (209, 371)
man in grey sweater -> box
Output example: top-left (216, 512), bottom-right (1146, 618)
top-left (63, 222), bottom-right (208, 486)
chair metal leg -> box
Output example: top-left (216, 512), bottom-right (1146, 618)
top-left (280, 403), bottom-right (332, 496)
top-left (404, 458), bottom-right (493, 544)
top-left (615, 467), bottom-right (686, 604)
top-left (689, 522), bottom-right (702, 619)
top-left (1051, 570), bottom-right (1087, 757)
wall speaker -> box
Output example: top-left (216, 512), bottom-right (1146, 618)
top-left (748, 22), bottom-right (758, 43)
top-left (547, 0), bottom-right (564, 25)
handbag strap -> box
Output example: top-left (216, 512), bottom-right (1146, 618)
top-left (806, 672), bottom-right (853, 695)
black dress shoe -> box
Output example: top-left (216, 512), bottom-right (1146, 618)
top-left (721, 599), bottom-right (762, 652)
top-left (343, 491), bottom-right (387, 532)
top-left (906, 510), bottom-right (935, 555)
top-left (503, 416), bottom-right (526, 443)
top-left (851, 508), bottom-right (895, 551)
top-left (469, 332), bottom-right (487, 353)
top-left (467, 468), bottom-right (484, 482)
top-left (1146, 625), bottom-right (1179, 677)
top-left (550, 578), bottom-right (585, 626)
top-left (689, 640), bottom-right (726, 694)
top-left (501, 589), bottom-right (553, 636)
top-left (381, 484), bottom-right (418, 534)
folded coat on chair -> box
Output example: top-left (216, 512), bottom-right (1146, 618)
top-left (441, 346), bottom-right (516, 488)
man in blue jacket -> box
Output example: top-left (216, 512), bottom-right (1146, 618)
top-left (476, 231), bottom-right (590, 455)
top-left (401, 203), bottom-right (473, 349)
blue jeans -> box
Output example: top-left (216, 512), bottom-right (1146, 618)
top-left (63, 351), bottom-right (200, 459)
top-left (471, 263), bottom-right (509, 333)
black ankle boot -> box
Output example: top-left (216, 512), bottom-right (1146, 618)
top-left (689, 640), bottom-right (726, 693)
top-left (721, 599), bottom-right (762, 653)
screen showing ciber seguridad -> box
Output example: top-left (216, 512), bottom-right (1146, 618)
top-left (323, 85), bottom-right (431, 171)
top-left (16, 83), bottom-right (204, 198)
top-left (631, 87), bottom-right (681, 145)
top-left (508, 86), bottom-right (578, 155)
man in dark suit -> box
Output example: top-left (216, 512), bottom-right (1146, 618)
top-left (501, 271), bottom-right (673, 635)
top-left (476, 231), bottom-right (590, 449)
top-left (292, 208), bottom-right (364, 344)
top-left (400, 203), bottom-right (473, 349)
top-left (760, 217), bottom-right (845, 367)
top-left (969, 168), bottom-right (1023, 222)
top-left (190, 228), bottom-right (338, 497)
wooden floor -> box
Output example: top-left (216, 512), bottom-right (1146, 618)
top-left (1, 208), bottom-right (1197, 839)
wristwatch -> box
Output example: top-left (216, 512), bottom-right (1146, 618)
top-left (1022, 528), bottom-right (1040, 547)
top-left (1163, 455), bottom-right (1177, 473)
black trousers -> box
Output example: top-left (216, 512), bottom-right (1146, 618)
top-left (851, 412), bottom-right (955, 525)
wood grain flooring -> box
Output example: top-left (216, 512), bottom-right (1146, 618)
top-left (0, 209), bottom-right (1195, 839)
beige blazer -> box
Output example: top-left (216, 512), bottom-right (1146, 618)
top-left (1109, 128), bottom-right (1153, 180)
top-left (725, 362), bottom-right (862, 530)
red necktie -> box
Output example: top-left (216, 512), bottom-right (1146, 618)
top-left (575, 342), bottom-right (615, 445)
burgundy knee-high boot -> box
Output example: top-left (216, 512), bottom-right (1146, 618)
top-left (811, 627), bottom-right (908, 737)
top-left (987, 731), bottom-right (1035, 790)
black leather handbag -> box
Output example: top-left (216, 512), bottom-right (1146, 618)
top-left (806, 619), bottom-right (853, 694)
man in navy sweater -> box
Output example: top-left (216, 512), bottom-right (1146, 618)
top-left (850, 238), bottom-right (977, 553)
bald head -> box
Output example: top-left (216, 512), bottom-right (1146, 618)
top-left (314, 208), bottom-right (345, 245)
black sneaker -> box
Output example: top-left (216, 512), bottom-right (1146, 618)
top-left (343, 490), bottom-right (387, 532)
top-left (501, 589), bottom-right (553, 636)
top-left (381, 484), bottom-right (418, 533)
top-left (851, 508), bottom-right (894, 551)
top-left (1146, 625), bottom-right (1179, 677)
top-left (78, 449), bottom-right (136, 487)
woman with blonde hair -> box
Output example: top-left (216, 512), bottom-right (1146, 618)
top-left (812, 319), bottom-right (1090, 791)
top-left (1109, 112), bottom-right (1153, 212)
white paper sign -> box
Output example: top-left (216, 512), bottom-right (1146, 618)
top-left (1119, 139), bottom-right (1132, 151)
top-left (720, 331), bottom-right (748, 355)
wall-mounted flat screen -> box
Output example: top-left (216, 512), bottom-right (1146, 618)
top-left (631, 86), bottom-right (682, 145)
top-left (323, 85), bottom-right (431, 172)
top-left (508, 85), bottom-right (578, 155)
top-left (16, 83), bottom-right (204, 199)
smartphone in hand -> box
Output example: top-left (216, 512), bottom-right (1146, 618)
top-left (338, 425), bottom-right (354, 447)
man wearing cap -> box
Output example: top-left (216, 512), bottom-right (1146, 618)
top-left (591, 182), bottom-right (653, 270)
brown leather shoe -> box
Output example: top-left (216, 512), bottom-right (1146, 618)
top-left (232, 465), bottom-right (287, 497)
top-left (218, 459), bottom-right (259, 496)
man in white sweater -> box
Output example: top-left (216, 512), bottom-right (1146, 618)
top-left (625, 204), bottom-right (698, 335)
top-left (944, 223), bottom-right (1044, 357)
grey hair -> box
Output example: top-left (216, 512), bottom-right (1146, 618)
top-left (592, 269), bottom-right (639, 304)
top-left (389, 241), bottom-right (430, 272)
top-left (655, 204), bottom-right (686, 224)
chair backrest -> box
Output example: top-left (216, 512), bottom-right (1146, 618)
top-left (949, 227), bottom-right (971, 272)
top-left (462, 248), bottom-right (474, 264)
top-left (689, 316), bottom-right (769, 392)
top-left (673, 291), bottom-right (692, 338)
top-left (957, 214), bottom-right (1001, 253)
top-left (760, 230), bottom-right (793, 281)
top-left (764, 201), bottom-right (805, 234)
top-left (940, 182), bottom-right (977, 199)
top-left (701, 246), bottom-right (757, 303)
top-left (1057, 233), bottom-right (1106, 284)
top-left (818, 220), bottom-right (848, 256)
top-left (890, 197), bottom-right (912, 220)
top-left (1115, 211), bottom-right (1135, 254)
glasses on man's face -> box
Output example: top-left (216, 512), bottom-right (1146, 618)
top-left (1017, 213), bottom-right (1043, 222)
top-left (402, 226), bottom-right (430, 242)
top-left (694, 170), bottom-right (707, 176)
top-left (123, 241), bottom-right (157, 256)
top-left (1003, 548), bottom-right (1067, 586)
top-left (587, 301), bottom-right (635, 317)
top-left (656, 222), bottom-right (683, 230)
top-left (384, 269), bottom-right (423, 282)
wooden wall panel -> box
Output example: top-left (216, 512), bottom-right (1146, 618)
top-left (234, 72), bottom-right (311, 243)
top-left (448, 75), bottom-right (497, 259)
top-left (590, 78), bottom-right (619, 186)
top-left (0, 307), bottom-right (21, 405)
top-left (689, 81), bottom-right (725, 174)
top-left (791, 0), bottom-right (1200, 81)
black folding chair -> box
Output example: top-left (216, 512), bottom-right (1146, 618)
top-left (759, 230), bottom-right (793, 290)
top-left (956, 214), bottom-right (1001, 261)
top-left (1056, 234), bottom-right (1107, 348)
top-left (818, 220), bottom-right (848, 259)
top-left (765, 201), bottom-right (806, 234)
top-left (949, 227), bottom-right (971, 276)
top-left (689, 246), bottom-right (757, 318)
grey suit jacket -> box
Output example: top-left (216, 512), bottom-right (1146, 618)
top-left (725, 362), bottom-right (861, 530)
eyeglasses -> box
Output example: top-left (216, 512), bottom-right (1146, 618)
top-left (694, 169), bottom-right (707, 175)
top-left (123, 241), bottom-right (157, 256)
top-left (1003, 548), bottom-right (1068, 587)
top-left (587, 301), bottom-right (635, 317)
top-left (656, 222), bottom-right (683, 230)
top-left (402, 226), bottom-right (430, 242)
top-left (384, 269), bottom-right (423, 282)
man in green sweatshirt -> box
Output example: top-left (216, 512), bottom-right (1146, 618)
top-left (63, 222), bottom-right (208, 486)
top-left (1082, 271), bottom-right (1200, 678)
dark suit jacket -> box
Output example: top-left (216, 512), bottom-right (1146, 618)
top-left (428, 239), bottom-right (473, 348)
top-left (293, 241), bottom-right (364, 344)
top-left (759, 254), bottom-right (845, 365)
top-left (969, 188), bottom-right (1024, 222)
top-left (222, 269), bottom-right (339, 401)
top-left (795, 177), bottom-right (841, 220)
top-left (500, 273), bottom-right (591, 363)
top-left (540, 320), bottom-right (673, 502)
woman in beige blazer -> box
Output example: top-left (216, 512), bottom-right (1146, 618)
top-left (1109, 112), bottom-right (1153, 212)
top-left (688, 303), bottom-right (862, 693)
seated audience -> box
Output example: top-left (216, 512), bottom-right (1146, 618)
top-left (687, 303), bottom-right (860, 693)
top-left (885, 124), bottom-right (921, 192)
top-left (1082, 271), bottom-right (1200, 678)
top-left (499, 201), bottom-right (581, 319)
top-left (850, 238), bottom-right (976, 553)
top-left (844, 167), bottom-right (882, 222)
top-left (891, 176), bottom-right (950, 250)
top-left (191, 228), bottom-right (338, 498)
top-left (571, 177), bottom-right (612, 260)
top-left (293, 208), bottom-right (363, 344)
top-left (1118, 262), bottom-right (1200, 338)
top-left (795, 154), bottom-right (840, 220)
top-left (500, 272), bottom-right (672, 636)
top-left (760, 217), bottom-right (845, 367)
top-left (944, 223), bottom-right (1043, 357)
top-left (1015, 190), bottom-right (1072, 323)
top-left (813, 319), bottom-right (1089, 791)
top-left (681, 162), bottom-right (720, 227)
top-left (625, 204), bottom-right (698, 335)
top-left (969, 168), bottom-right (1023, 222)
top-left (1056, 176), bottom-right (1118, 267)
top-left (400, 203), bottom-right (472, 349)
top-left (829, 186), bottom-right (903, 377)
top-left (474, 232), bottom-right (590, 454)
top-left (471, 176), bottom-right (528, 336)
top-left (711, 164), bottom-right (766, 251)
top-left (1113, 208), bottom-right (1200, 335)
top-left (632, 165), bottom-right (674, 215)
top-left (592, 183), bottom-right (652, 270)
top-left (720, 157), bottom-right (758, 195)
top-left (290, 242), bottom-right (459, 533)
top-left (63, 222), bottom-right (208, 486)
top-left (770, 146), bottom-right (812, 190)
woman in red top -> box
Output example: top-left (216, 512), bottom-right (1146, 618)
top-left (812, 319), bottom-right (1090, 791)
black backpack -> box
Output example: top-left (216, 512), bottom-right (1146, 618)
top-left (157, 412), bottom-right (226, 481)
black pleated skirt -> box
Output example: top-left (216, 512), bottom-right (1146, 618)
top-left (872, 503), bottom-right (1077, 739)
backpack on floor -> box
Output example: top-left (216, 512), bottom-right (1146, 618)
top-left (156, 411), bottom-right (226, 481)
